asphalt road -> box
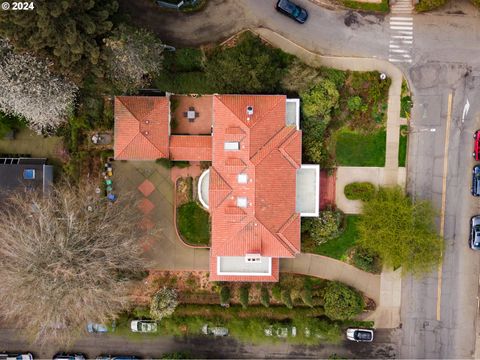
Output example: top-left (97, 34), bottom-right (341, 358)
top-left (0, 328), bottom-right (397, 359)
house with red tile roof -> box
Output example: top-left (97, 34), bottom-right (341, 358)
top-left (114, 94), bottom-right (319, 282)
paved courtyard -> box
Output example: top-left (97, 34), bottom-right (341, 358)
top-left (112, 161), bottom-right (209, 270)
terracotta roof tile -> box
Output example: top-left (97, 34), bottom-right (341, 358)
top-left (114, 96), bottom-right (170, 160)
top-left (169, 135), bottom-right (212, 161)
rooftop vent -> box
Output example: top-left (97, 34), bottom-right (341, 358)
top-left (145, 120), bottom-right (150, 124)
top-left (247, 106), bottom-right (254, 116)
top-left (143, 131), bottom-right (149, 135)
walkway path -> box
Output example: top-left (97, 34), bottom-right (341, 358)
top-left (281, 254), bottom-right (380, 304)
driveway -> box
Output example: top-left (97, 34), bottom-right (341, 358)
top-left (113, 161), bottom-right (209, 270)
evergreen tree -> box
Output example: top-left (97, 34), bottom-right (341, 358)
top-left (0, 0), bottom-right (118, 76)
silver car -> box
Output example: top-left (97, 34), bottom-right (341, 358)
top-left (346, 328), bottom-right (374, 342)
top-left (202, 324), bottom-right (228, 336)
top-left (470, 216), bottom-right (480, 250)
top-left (130, 320), bottom-right (157, 333)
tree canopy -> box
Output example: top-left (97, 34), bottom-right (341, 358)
top-left (300, 79), bottom-right (339, 119)
top-left (0, 181), bottom-right (145, 344)
top-left (205, 32), bottom-right (292, 93)
top-left (0, 0), bottom-right (119, 76)
top-left (357, 186), bottom-right (443, 274)
top-left (323, 281), bottom-right (364, 321)
top-left (104, 25), bottom-right (164, 93)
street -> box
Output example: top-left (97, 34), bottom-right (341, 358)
top-left (0, 328), bottom-right (397, 359)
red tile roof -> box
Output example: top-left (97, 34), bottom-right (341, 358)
top-left (209, 95), bottom-right (302, 267)
top-left (114, 96), bottom-right (170, 160)
top-left (169, 135), bottom-right (212, 161)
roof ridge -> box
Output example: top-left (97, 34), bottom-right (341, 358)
top-left (279, 130), bottom-right (301, 169)
top-left (250, 126), bottom-right (296, 165)
top-left (215, 95), bottom-right (284, 128)
top-left (276, 213), bottom-right (300, 255)
top-left (254, 217), bottom-right (296, 257)
top-left (117, 97), bottom-right (168, 155)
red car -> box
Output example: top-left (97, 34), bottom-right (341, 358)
top-left (474, 130), bottom-right (480, 160)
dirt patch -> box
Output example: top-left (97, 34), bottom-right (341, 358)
top-left (175, 177), bottom-right (193, 206)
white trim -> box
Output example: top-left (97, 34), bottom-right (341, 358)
top-left (286, 98), bottom-right (300, 130)
top-left (299, 164), bottom-right (320, 217)
top-left (216, 256), bottom-right (272, 276)
top-left (198, 169), bottom-right (210, 210)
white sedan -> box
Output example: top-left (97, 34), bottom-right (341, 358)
top-left (130, 320), bottom-right (157, 333)
top-left (346, 328), bottom-right (374, 342)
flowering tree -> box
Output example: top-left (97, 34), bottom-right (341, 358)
top-left (0, 40), bottom-right (77, 133)
top-left (150, 287), bottom-right (178, 320)
top-left (104, 25), bottom-right (164, 93)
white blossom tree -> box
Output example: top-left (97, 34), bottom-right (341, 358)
top-left (150, 287), bottom-right (178, 320)
top-left (104, 25), bottom-right (164, 93)
top-left (0, 40), bottom-right (77, 133)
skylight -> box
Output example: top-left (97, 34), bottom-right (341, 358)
top-left (224, 141), bottom-right (240, 151)
top-left (236, 197), bottom-right (247, 208)
top-left (237, 173), bottom-right (248, 184)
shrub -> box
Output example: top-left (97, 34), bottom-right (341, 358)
top-left (347, 96), bottom-right (363, 112)
top-left (239, 285), bottom-right (250, 309)
top-left (271, 284), bottom-right (282, 301)
top-left (219, 286), bottom-right (231, 306)
top-left (352, 247), bottom-right (382, 274)
top-left (281, 289), bottom-right (293, 309)
top-left (174, 161), bottom-right (190, 168)
top-left (415, 0), bottom-right (447, 12)
top-left (323, 281), bottom-right (364, 321)
top-left (150, 287), bottom-right (179, 320)
top-left (301, 288), bottom-right (313, 307)
top-left (164, 48), bottom-right (204, 73)
top-left (302, 211), bottom-right (342, 246)
top-left (156, 158), bottom-right (174, 169)
top-left (344, 182), bottom-right (376, 202)
top-left (260, 287), bottom-right (270, 308)
top-left (301, 79), bottom-right (340, 119)
top-left (301, 116), bottom-right (328, 164)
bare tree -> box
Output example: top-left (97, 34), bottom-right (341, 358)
top-left (103, 25), bottom-right (164, 93)
top-left (0, 39), bottom-right (77, 133)
top-left (0, 181), bottom-right (146, 345)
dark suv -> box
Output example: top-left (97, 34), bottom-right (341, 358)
top-left (470, 216), bottom-right (480, 250)
top-left (472, 165), bottom-right (480, 196)
top-left (275, 0), bottom-right (308, 23)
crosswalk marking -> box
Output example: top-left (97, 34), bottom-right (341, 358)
top-left (388, 0), bottom-right (414, 64)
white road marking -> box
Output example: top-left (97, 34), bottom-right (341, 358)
top-left (391, 16), bottom-right (413, 20)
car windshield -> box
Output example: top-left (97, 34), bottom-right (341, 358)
top-left (292, 6), bottom-right (301, 16)
top-left (475, 225), bottom-right (480, 231)
top-left (356, 331), bottom-right (372, 340)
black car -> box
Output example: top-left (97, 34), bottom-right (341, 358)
top-left (275, 0), bottom-right (308, 23)
top-left (470, 216), bottom-right (480, 250)
top-left (472, 165), bottom-right (480, 196)
top-left (52, 354), bottom-right (86, 360)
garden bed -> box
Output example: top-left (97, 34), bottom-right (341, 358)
top-left (399, 125), bottom-right (408, 167)
top-left (177, 201), bottom-right (210, 246)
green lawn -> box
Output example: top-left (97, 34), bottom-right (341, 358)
top-left (313, 215), bottom-right (360, 260)
top-left (398, 125), bottom-right (408, 167)
top-left (177, 201), bottom-right (210, 246)
top-left (341, 0), bottom-right (389, 12)
top-left (335, 128), bottom-right (386, 167)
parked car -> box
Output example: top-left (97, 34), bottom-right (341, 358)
top-left (0, 353), bottom-right (33, 360)
top-left (346, 328), bottom-right (374, 342)
top-left (473, 130), bottom-right (480, 160)
top-left (275, 0), bottom-right (308, 23)
top-left (130, 320), bottom-right (157, 333)
top-left (52, 354), bottom-right (86, 360)
top-left (470, 216), bottom-right (480, 250)
top-left (472, 165), bottom-right (480, 196)
top-left (201, 324), bottom-right (229, 336)
top-left (87, 322), bottom-right (108, 333)
top-left (96, 356), bottom-right (138, 360)
top-left (264, 326), bottom-right (297, 338)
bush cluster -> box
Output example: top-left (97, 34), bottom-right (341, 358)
top-left (323, 281), bottom-right (364, 321)
top-left (150, 287), bottom-right (179, 320)
top-left (302, 211), bottom-right (343, 246)
top-left (344, 182), bottom-right (376, 202)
